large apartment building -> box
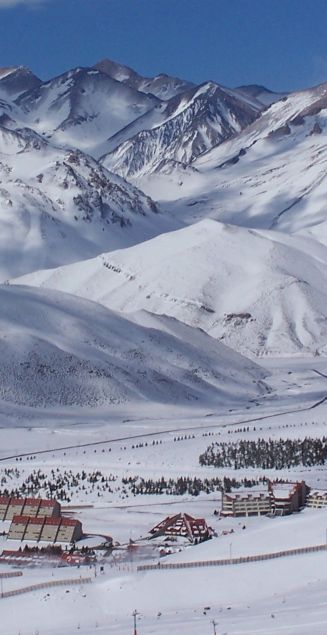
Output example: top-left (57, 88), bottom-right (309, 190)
top-left (306, 490), bottom-right (327, 508)
top-left (8, 515), bottom-right (83, 543)
top-left (221, 481), bottom-right (309, 517)
top-left (0, 496), bottom-right (60, 521)
top-left (221, 491), bottom-right (272, 517)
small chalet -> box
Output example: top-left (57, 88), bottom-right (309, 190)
top-left (149, 513), bottom-right (212, 543)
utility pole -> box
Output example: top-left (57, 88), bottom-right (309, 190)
top-left (212, 619), bottom-right (217, 635)
top-left (133, 609), bottom-right (138, 635)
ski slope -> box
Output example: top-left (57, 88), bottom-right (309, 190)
top-left (15, 219), bottom-right (327, 357)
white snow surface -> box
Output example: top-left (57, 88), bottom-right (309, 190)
top-left (101, 81), bottom-right (260, 176)
top-left (1, 359), bottom-right (327, 634)
top-left (0, 283), bottom-right (267, 410)
top-left (2, 62), bottom-right (327, 635)
top-left (0, 125), bottom-right (179, 280)
top-left (12, 67), bottom-right (159, 158)
top-left (94, 58), bottom-right (195, 101)
top-left (15, 218), bottom-right (327, 357)
top-left (138, 83), bottom-right (327, 248)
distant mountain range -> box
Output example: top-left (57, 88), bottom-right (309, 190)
top-left (1, 57), bottom-right (327, 410)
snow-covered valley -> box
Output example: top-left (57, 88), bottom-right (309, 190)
top-left (1, 359), bottom-right (327, 635)
top-left (2, 57), bottom-right (327, 634)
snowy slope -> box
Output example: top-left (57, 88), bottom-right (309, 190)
top-left (0, 284), bottom-right (267, 409)
top-left (13, 67), bottom-right (159, 158)
top-left (14, 219), bottom-right (327, 357)
top-left (0, 66), bottom-right (41, 99)
top-left (101, 82), bottom-right (261, 177)
top-left (142, 83), bottom-right (327, 244)
top-left (234, 83), bottom-right (286, 107)
top-left (94, 58), bottom-right (194, 100)
top-left (0, 124), bottom-right (177, 281)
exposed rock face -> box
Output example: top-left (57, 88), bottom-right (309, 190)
top-left (309, 121), bottom-right (322, 135)
top-left (0, 124), bottom-right (164, 280)
top-left (102, 82), bottom-right (261, 178)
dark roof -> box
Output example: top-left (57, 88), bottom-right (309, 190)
top-left (24, 498), bottom-right (41, 506)
top-left (11, 515), bottom-right (30, 524)
top-left (39, 499), bottom-right (59, 507)
top-left (43, 517), bottom-right (61, 526)
top-left (60, 518), bottom-right (81, 528)
top-left (28, 516), bottom-right (45, 525)
top-left (150, 513), bottom-right (209, 541)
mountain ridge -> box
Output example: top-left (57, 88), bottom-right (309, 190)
top-left (12, 218), bottom-right (327, 357)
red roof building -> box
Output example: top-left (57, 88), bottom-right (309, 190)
top-left (221, 480), bottom-right (310, 518)
top-left (7, 515), bottom-right (83, 544)
top-left (0, 496), bottom-right (10, 520)
top-left (0, 496), bottom-right (61, 521)
top-left (23, 498), bottom-right (42, 517)
top-left (5, 498), bottom-right (25, 520)
top-left (56, 518), bottom-right (83, 543)
top-left (38, 499), bottom-right (61, 517)
top-left (149, 513), bottom-right (212, 543)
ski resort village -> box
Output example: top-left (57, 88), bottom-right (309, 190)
top-left (3, 3), bottom-right (327, 632)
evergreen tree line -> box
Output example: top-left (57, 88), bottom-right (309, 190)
top-left (199, 436), bottom-right (327, 470)
top-left (122, 475), bottom-right (267, 496)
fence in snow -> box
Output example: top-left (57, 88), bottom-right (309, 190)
top-left (137, 543), bottom-right (327, 572)
top-left (0, 571), bottom-right (23, 579)
top-left (0, 575), bottom-right (92, 599)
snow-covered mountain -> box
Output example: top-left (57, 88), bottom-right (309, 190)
top-left (0, 284), bottom-right (268, 410)
top-left (3, 57), bottom-right (327, 367)
top-left (142, 82), bottom-right (327, 245)
top-left (0, 63), bottom-right (264, 171)
top-left (101, 81), bottom-right (261, 177)
top-left (0, 66), bottom-right (41, 99)
top-left (234, 84), bottom-right (287, 108)
top-left (0, 124), bottom-right (174, 281)
top-left (94, 58), bottom-right (194, 100)
top-left (13, 219), bottom-right (327, 357)
top-left (12, 67), bottom-right (160, 158)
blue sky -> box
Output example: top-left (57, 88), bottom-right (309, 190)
top-left (0, 0), bottom-right (327, 91)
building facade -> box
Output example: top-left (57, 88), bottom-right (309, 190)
top-left (149, 513), bottom-right (212, 543)
top-left (221, 491), bottom-right (272, 517)
top-left (221, 481), bottom-right (309, 518)
top-left (306, 490), bottom-right (327, 508)
top-left (0, 496), bottom-right (60, 521)
top-left (8, 515), bottom-right (83, 543)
